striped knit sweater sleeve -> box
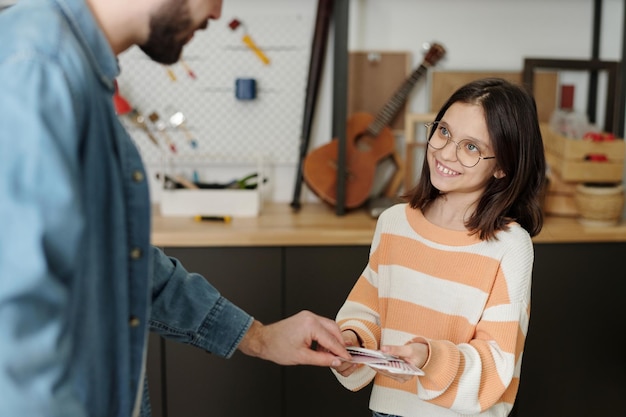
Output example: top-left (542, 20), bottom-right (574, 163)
top-left (333, 203), bottom-right (534, 417)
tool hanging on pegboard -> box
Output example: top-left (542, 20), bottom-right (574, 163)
top-left (228, 18), bottom-right (270, 65)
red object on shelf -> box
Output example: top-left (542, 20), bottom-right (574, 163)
top-left (560, 84), bottom-right (575, 110)
top-left (585, 153), bottom-right (609, 162)
top-left (583, 131), bottom-right (615, 142)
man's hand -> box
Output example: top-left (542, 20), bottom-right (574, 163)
top-left (238, 310), bottom-right (350, 367)
top-left (332, 330), bottom-right (362, 377)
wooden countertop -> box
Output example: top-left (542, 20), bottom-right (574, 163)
top-left (151, 202), bottom-right (626, 247)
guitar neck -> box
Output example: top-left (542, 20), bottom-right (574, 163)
top-left (366, 63), bottom-right (429, 137)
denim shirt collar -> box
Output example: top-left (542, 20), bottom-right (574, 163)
top-left (55, 0), bottom-right (119, 90)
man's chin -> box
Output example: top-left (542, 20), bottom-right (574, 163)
top-left (138, 44), bottom-right (183, 65)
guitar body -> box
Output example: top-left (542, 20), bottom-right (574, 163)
top-left (303, 112), bottom-right (395, 209)
top-left (302, 42), bottom-right (446, 209)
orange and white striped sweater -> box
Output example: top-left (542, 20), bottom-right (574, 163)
top-left (333, 203), bottom-right (533, 417)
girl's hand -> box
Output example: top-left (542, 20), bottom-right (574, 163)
top-left (378, 342), bottom-right (429, 382)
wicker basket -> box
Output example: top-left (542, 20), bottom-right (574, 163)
top-left (574, 183), bottom-right (624, 226)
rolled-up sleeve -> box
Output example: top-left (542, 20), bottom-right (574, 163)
top-left (148, 246), bottom-right (253, 358)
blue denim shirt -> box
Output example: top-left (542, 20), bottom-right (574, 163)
top-left (0, 0), bottom-right (253, 416)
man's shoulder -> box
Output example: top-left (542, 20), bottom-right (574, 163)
top-left (0, 1), bottom-right (68, 63)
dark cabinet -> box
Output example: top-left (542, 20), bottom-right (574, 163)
top-left (283, 246), bottom-right (372, 417)
top-left (147, 242), bottom-right (626, 417)
top-left (148, 245), bottom-right (372, 417)
top-left (514, 242), bottom-right (626, 417)
top-left (146, 332), bottom-right (164, 417)
top-left (157, 247), bottom-right (283, 417)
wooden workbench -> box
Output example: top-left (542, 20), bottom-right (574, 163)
top-left (151, 202), bottom-right (626, 247)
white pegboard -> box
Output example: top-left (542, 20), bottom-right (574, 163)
top-left (117, 12), bottom-right (313, 166)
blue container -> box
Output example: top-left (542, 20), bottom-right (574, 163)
top-left (235, 78), bottom-right (256, 100)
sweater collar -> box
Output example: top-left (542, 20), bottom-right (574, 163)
top-left (406, 205), bottom-right (483, 246)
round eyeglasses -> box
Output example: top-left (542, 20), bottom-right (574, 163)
top-left (425, 122), bottom-right (496, 168)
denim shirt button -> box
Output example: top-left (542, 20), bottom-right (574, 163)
top-left (132, 170), bottom-right (144, 182)
top-left (128, 316), bottom-right (140, 327)
top-left (130, 247), bottom-right (142, 260)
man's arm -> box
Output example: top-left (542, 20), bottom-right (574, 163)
top-left (149, 247), bottom-right (253, 358)
top-left (150, 248), bottom-right (349, 366)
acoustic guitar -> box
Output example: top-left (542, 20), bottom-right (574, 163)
top-left (302, 42), bottom-right (446, 209)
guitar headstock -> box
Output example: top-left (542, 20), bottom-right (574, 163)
top-left (423, 42), bottom-right (446, 67)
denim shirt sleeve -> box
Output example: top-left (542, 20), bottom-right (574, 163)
top-left (149, 246), bottom-right (254, 358)
top-left (0, 56), bottom-right (85, 415)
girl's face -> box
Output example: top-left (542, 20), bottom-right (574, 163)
top-left (427, 102), bottom-right (504, 199)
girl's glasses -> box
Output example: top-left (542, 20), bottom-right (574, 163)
top-left (425, 122), bottom-right (496, 168)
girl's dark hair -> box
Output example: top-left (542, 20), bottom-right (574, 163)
top-left (405, 77), bottom-right (546, 240)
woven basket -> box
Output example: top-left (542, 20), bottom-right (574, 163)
top-left (574, 183), bottom-right (624, 226)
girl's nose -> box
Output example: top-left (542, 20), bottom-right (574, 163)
top-left (439, 139), bottom-right (458, 161)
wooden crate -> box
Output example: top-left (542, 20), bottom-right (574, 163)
top-left (540, 123), bottom-right (625, 183)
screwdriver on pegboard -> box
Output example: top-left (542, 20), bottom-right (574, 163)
top-left (228, 18), bottom-right (270, 65)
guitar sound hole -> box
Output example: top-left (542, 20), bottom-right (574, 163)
top-left (355, 133), bottom-right (373, 152)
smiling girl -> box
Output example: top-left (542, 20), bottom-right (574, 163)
top-left (332, 78), bottom-right (546, 417)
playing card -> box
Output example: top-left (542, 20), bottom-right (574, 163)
top-left (342, 346), bottom-right (424, 376)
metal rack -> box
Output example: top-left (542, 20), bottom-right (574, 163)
top-left (521, 0), bottom-right (625, 136)
top-left (331, 0), bottom-right (349, 215)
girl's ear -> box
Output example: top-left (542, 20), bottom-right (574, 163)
top-left (494, 169), bottom-right (506, 179)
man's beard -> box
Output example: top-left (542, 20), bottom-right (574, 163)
top-left (139, 1), bottom-right (193, 65)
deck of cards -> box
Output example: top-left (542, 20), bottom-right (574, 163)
top-left (341, 346), bottom-right (424, 376)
